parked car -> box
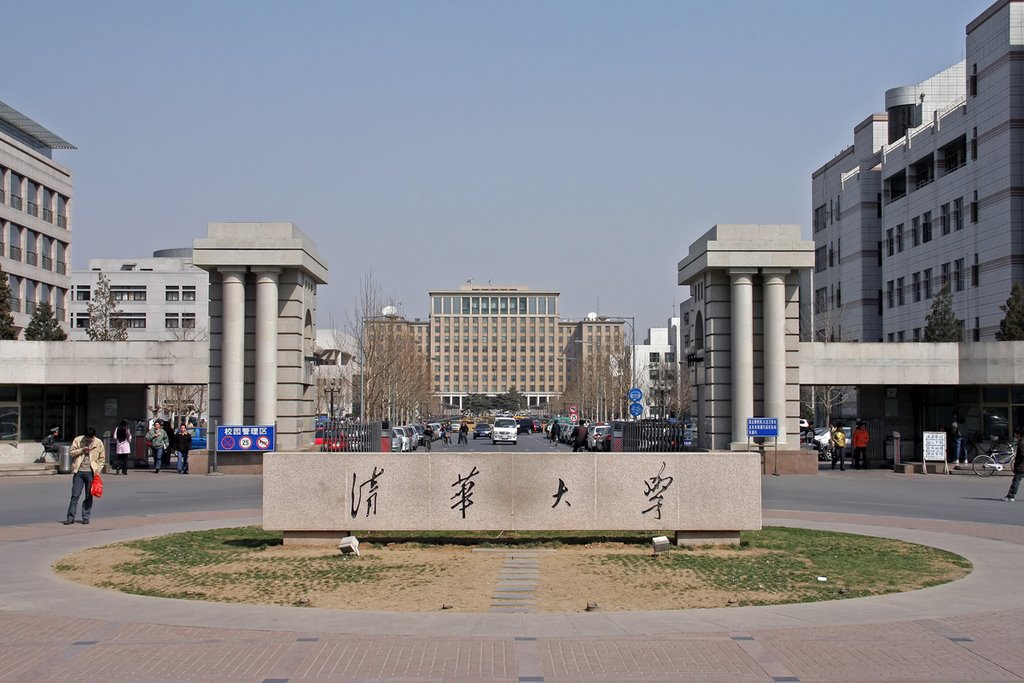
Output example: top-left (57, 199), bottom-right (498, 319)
top-left (401, 425), bottom-right (418, 450)
top-left (412, 424), bottom-right (426, 446)
top-left (517, 418), bottom-right (534, 435)
top-left (492, 417), bottom-right (518, 445)
top-left (391, 427), bottom-right (409, 452)
top-left (427, 422), bottom-right (442, 440)
top-left (532, 419), bottom-right (543, 433)
top-left (587, 423), bottom-right (612, 451)
top-left (314, 426), bottom-right (346, 452)
top-left (473, 422), bottom-right (492, 439)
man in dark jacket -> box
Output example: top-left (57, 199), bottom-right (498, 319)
top-left (572, 422), bottom-right (589, 452)
top-left (1002, 427), bottom-right (1024, 502)
top-left (173, 423), bottom-right (192, 474)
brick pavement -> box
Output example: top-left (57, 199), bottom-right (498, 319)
top-left (1, 507), bottom-right (1023, 681)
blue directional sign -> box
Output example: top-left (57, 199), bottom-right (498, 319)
top-left (628, 388), bottom-right (643, 403)
top-left (629, 402), bottom-right (644, 417)
top-left (746, 417), bottom-right (779, 438)
top-left (217, 425), bottom-right (276, 452)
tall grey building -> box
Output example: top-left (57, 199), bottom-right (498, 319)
top-left (812, 0), bottom-right (1020, 344)
top-left (0, 100), bottom-right (75, 335)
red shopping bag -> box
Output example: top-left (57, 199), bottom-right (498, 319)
top-left (90, 473), bottom-right (104, 499)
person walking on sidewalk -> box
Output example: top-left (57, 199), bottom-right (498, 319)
top-left (1002, 427), bottom-right (1024, 502)
top-left (113, 419), bottom-right (131, 475)
top-left (63, 427), bottom-right (105, 525)
top-left (830, 422), bottom-right (847, 471)
top-left (852, 421), bottom-right (869, 470)
top-left (173, 422), bottom-right (192, 474)
top-left (147, 420), bottom-right (169, 473)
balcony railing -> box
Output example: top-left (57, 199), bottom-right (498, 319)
top-left (26, 201), bottom-right (38, 217)
top-left (55, 261), bottom-right (66, 275)
top-left (10, 195), bottom-right (22, 210)
top-left (25, 251), bottom-right (37, 267)
top-left (26, 300), bottom-right (36, 315)
top-left (55, 306), bottom-right (65, 322)
top-left (56, 214), bottom-right (67, 229)
top-left (42, 207), bottom-right (53, 222)
top-left (9, 245), bottom-right (21, 261)
top-left (41, 255), bottom-right (53, 271)
top-left (9, 297), bottom-right (20, 313)
top-left (0, 188), bottom-right (5, 203)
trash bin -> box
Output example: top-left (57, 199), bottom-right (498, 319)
top-left (58, 445), bottom-right (72, 474)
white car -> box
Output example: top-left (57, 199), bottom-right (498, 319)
top-left (391, 427), bottom-right (409, 452)
top-left (492, 417), bottom-right (518, 445)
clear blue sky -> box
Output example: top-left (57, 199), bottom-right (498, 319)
top-left (5, 1), bottom-right (990, 335)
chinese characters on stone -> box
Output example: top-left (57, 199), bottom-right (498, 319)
top-left (450, 466), bottom-right (480, 519)
top-left (350, 466), bottom-right (385, 518)
top-left (642, 461), bottom-right (673, 519)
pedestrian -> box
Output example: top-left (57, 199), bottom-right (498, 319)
top-left (572, 421), bottom-right (589, 452)
top-left (458, 421), bottom-right (469, 445)
top-left (551, 421), bottom-right (561, 443)
top-left (423, 423), bottom-right (433, 451)
top-left (173, 423), bottom-right (192, 474)
top-left (831, 422), bottom-right (846, 471)
top-left (951, 413), bottom-right (968, 464)
top-left (162, 420), bottom-right (175, 469)
top-left (146, 420), bottom-right (169, 473)
top-left (113, 419), bottom-right (131, 475)
top-left (1002, 427), bottom-right (1024, 502)
top-left (852, 421), bottom-right (869, 470)
top-left (63, 427), bottom-right (105, 525)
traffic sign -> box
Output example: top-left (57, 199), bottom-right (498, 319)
top-left (746, 417), bottom-right (779, 438)
top-left (629, 402), bottom-right (643, 417)
top-left (569, 404), bottom-right (577, 414)
top-left (569, 413), bottom-right (579, 424)
top-left (628, 388), bottom-right (643, 403)
top-left (216, 425), bottom-right (276, 452)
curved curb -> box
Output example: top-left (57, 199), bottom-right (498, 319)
top-left (3, 511), bottom-right (1023, 638)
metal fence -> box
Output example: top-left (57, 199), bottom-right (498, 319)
top-left (318, 420), bottom-right (383, 453)
top-left (620, 420), bottom-right (695, 452)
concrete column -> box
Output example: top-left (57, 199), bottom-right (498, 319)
top-left (730, 269), bottom-right (756, 447)
top-left (221, 269), bottom-right (247, 425)
top-left (763, 269), bottom-right (788, 444)
top-left (254, 268), bottom-right (280, 426)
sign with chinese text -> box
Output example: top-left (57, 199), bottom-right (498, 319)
top-left (217, 425), bottom-right (276, 452)
top-left (746, 417), bottom-right (779, 438)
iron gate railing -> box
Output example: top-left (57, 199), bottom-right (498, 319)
top-left (318, 420), bottom-right (382, 453)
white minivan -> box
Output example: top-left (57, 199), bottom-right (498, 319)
top-left (491, 417), bottom-right (518, 445)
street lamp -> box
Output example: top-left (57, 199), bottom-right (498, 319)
top-left (595, 314), bottom-right (636, 419)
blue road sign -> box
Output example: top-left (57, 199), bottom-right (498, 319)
top-left (216, 425), bottom-right (276, 452)
top-left (628, 388), bottom-right (643, 403)
top-left (629, 402), bottom-right (644, 417)
top-left (746, 417), bottom-right (779, 438)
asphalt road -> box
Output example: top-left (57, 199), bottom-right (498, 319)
top-left (2, 431), bottom-right (1020, 528)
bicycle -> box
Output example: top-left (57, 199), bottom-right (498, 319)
top-left (972, 441), bottom-right (1016, 477)
top-left (966, 431), bottom-right (1012, 462)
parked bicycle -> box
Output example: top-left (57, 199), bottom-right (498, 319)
top-left (966, 431), bottom-right (1012, 460)
top-left (971, 436), bottom-right (1016, 477)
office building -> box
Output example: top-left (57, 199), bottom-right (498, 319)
top-left (424, 284), bottom-right (625, 411)
top-left (812, 0), bottom-right (1021, 344)
top-left (0, 99), bottom-right (75, 336)
top-left (69, 249), bottom-right (210, 341)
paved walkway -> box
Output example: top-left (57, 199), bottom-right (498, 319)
top-left (2, 507), bottom-right (1024, 682)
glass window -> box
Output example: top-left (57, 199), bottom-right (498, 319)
top-left (0, 406), bottom-right (19, 441)
top-left (182, 286), bottom-right (196, 301)
top-left (433, 297), bottom-right (441, 314)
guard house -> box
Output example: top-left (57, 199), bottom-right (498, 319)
top-left (678, 224), bottom-right (814, 451)
top-left (192, 223), bottom-right (328, 458)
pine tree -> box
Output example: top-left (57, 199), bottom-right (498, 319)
top-left (85, 273), bottom-right (128, 341)
top-left (24, 302), bottom-right (67, 341)
top-left (0, 266), bottom-right (17, 340)
top-left (996, 282), bottom-right (1024, 341)
top-left (923, 284), bottom-right (963, 342)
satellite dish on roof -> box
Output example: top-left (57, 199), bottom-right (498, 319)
top-left (586, 311), bottom-right (598, 321)
top-left (381, 305), bottom-right (398, 316)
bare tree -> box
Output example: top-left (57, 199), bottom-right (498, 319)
top-left (86, 273), bottom-right (128, 341)
top-left (149, 323), bottom-right (210, 426)
top-left (803, 303), bottom-right (856, 429)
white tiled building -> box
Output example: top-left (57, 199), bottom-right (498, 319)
top-left (812, 0), bottom-right (1022, 344)
top-left (69, 249), bottom-right (210, 341)
top-left (633, 318), bottom-right (682, 418)
top-left (0, 99), bottom-right (75, 335)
